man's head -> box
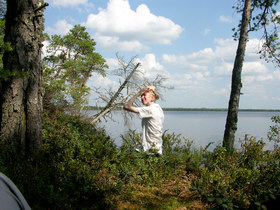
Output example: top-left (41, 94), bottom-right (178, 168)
top-left (141, 89), bottom-right (159, 106)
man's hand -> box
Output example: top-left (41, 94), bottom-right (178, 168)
top-left (141, 86), bottom-right (155, 94)
top-left (146, 86), bottom-right (155, 92)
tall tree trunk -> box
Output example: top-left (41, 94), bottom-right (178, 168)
top-left (0, 0), bottom-right (47, 155)
top-left (223, 0), bottom-right (251, 152)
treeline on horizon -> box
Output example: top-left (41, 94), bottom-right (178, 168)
top-left (85, 106), bottom-right (280, 112)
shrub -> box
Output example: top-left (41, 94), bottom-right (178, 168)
top-left (0, 110), bottom-right (119, 209)
top-left (268, 115), bottom-right (280, 144)
top-left (117, 129), bottom-right (202, 188)
top-left (191, 115), bottom-right (280, 209)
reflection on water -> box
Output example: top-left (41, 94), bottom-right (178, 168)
top-left (89, 110), bottom-right (279, 150)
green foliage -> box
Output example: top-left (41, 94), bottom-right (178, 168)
top-left (0, 0), bottom-right (6, 18)
top-left (116, 130), bottom-right (200, 189)
top-left (0, 110), bottom-right (118, 209)
top-left (233, 0), bottom-right (280, 67)
top-left (162, 131), bottom-right (199, 173)
top-left (268, 115), bottom-right (280, 144)
top-left (0, 0), bottom-right (14, 81)
top-left (43, 25), bottom-right (108, 112)
top-left (1, 106), bottom-right (279, 209)
top-left (0, 0), bottom-right (8, 70)
top-left (191, 117), bottom-right (280, 209)
top-left (0, 111), bottom-right (204, 209)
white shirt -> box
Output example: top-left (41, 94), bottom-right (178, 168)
top-left (136, 103), bottom-right (164, 154)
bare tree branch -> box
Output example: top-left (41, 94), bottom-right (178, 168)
top-left (91, 62), bottom-right (140, 124)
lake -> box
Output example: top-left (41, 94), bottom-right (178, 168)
top-left (90, 110), bottom-right (280, 150)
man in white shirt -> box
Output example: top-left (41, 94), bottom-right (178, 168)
top-left (124, 86), bottom-right (164, 155)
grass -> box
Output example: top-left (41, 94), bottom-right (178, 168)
top-left (111, 167), bottom-right (209, 209)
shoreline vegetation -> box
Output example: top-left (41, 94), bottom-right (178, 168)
top-left (85, 106), bottom-right (280, 112)
top-left (1, 109), bottom-right (279, 209)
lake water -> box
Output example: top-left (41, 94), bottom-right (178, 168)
top-left (90, 110), bottom-right (280, 150)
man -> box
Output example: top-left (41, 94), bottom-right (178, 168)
top-left (123, 86), bottom-right (164, 155)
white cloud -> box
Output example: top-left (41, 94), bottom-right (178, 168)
top-left (242, 83), bottom-right (267, 97)
top-left (45, 20), bottom-right (73, 35)
top-left (203, 28), bottom-right (210, 35)
top-left (135, 54), bottom-right (168, 79)
top-left (87, 37), bottom-right (278, 108)
top-left (51, 0), bottom-right (89, 7)
top-left (162, 38), bottom-right (274, 80)
top-left (88, 72), bottom-right (118, 89)
top-left (138, 54), bottom-right (164, 71)
top-left (255, 75), bottom-right (273, 82)
top-left (214, 38), bottom-right (236, 62)
top-left (159, 37), bottom-right (280, 103)
top-left (105, 58), bottom-right (120, 71)
top-left (191, 72), bottom-right (210, 81)
top-left (214, 62), bottom-right (233, 76)
top-left (272, 70), bottom-right (280, 80)
top-left (102, 54), bottom-right (168, 85)
top-left (41, 40), bottom-right (50, 57)
top-left (94, 35), bottom-right (148, 51)
top-left (245, 38), bottom-right (264, 61)
top-left (219, 15), bottom-right (232, 23)
top-left (162, 48), bottom-right (215, 71)
top-left (213, 88), bottom-right (228, 95)
top-left (243, 62), bottom-right (268, 75)
top-left (164, 74), bottom-right (195, 91)
top-left (85, 0), bottom-right (183, 51)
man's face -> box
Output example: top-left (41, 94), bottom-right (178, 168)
top-left (141, 91), bottom-right (154, 106)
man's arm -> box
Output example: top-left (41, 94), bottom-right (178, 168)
top-left (124, 86), bottom-right (155, 113)
top-left (124, 86), bottom-right (151, 113)
top-left (123, 90), bottom-right (142, 113)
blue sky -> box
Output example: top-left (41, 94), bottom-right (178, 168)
top-left (43, 0), bottom-right (280, 109)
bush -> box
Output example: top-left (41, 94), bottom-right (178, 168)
top-left (0, 110), bottom-right (119, 209)
top-left (117, 130), bottom-right (201, 187)
top-left (0, 111), bottom-right (204, 209)
top-left (191, 115), bottom-right (280, 209)
top-left (2, 111), bottom-right (278, 209)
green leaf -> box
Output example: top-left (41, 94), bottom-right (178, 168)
top-left (222, 204), bottom-right (228, 208)
top-left (216, 197), bottom-right (223, 205)
top-left (207, 197), bottom-right (215, 202)
top-left (261, 205), bottom-right (267, 210)
top-left (255, 202), bottom-right (261, 206)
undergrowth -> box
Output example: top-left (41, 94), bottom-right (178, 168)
top-left (0, 110), bottom-right (279, 209)
top-left (191, 115), bottom-right (280, 209)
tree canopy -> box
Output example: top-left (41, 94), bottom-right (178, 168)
top-left (43, 25), bottom-right (108, 113)
top-left (233, 0), bottom-right (280, 66)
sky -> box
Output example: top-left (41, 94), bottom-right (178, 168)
top-left (43, 0), bottom-right (280, 109)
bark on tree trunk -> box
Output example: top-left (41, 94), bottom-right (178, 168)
top-left (0, 0), bottom-right (46, 155)
top-left (223, 0), bottom-right (251, 152)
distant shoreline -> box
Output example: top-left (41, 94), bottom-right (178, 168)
top-left (162, 108), bottom-right (280, 112)
top-left (85, 106), bottom-right (280, 112)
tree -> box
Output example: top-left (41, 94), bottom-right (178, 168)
top-left (91, 59), bottom-right (140, 124)
top-left (0, 0), bottom-right (47, 155)
top-left (253, 0), bottom-right (280, 66)
top-left (43, 25), bottom-right (108, 114)
top-left (223, 0), bottom-right (280, 152)
top-left (223, 0), bottom-right (252, 152)
top-left (91, 54), bottom-right (170, 124)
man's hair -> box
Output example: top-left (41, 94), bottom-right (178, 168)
top-left (149, 89), bottom-right (160, 101)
